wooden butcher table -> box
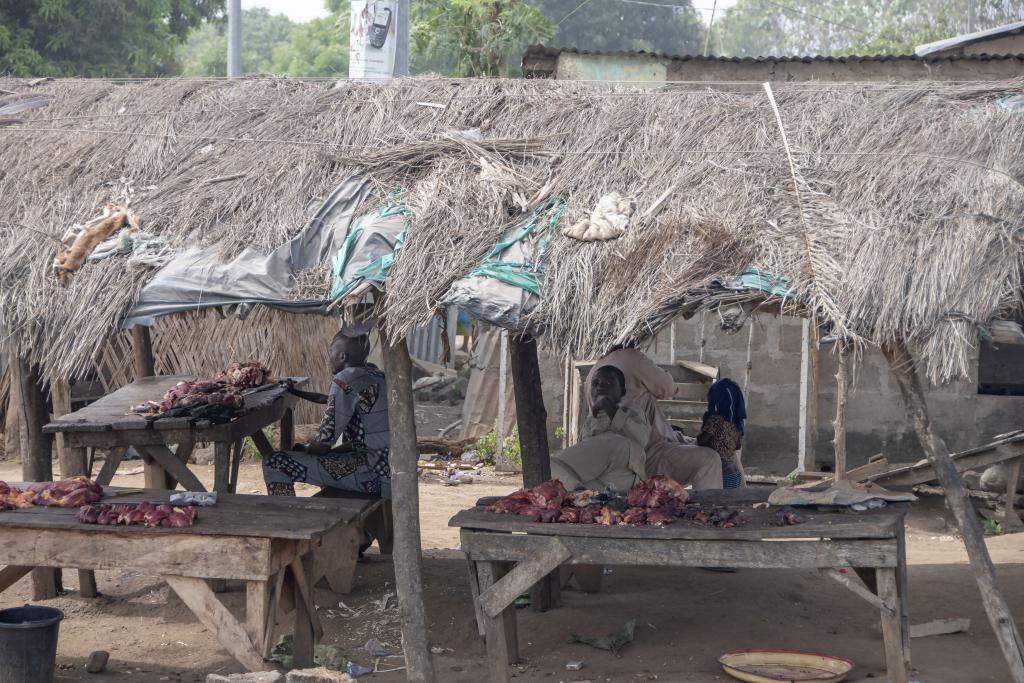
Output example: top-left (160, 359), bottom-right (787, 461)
top-left (0, 486), bottom-right (379, 671)
top-left (452, 488), bottom-right (911, 683)
top-left (43, 375), bottom-right (304, 495)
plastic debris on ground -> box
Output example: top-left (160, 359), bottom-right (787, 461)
top-left (568, 619), bottom-right (636, 657)
top-left (364, 639), bottom-right (392, 658)
top-left (269, 636), bottom-right (348, 671)
top-left (347, 662), bottom-right (374, 677)
top-left (566, 660), bottom-right (584, 670)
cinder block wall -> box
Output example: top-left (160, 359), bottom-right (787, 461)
top-left (642, 314), bottom-right (1024, 474)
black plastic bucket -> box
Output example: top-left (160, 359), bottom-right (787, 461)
top-left (0, 605), bottom-right (64, 683)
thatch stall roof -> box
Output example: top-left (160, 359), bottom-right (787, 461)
top-left (0, 76), bottom-right (1022, 387)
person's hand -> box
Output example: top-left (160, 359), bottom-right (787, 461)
top-left (282, 378), bottom-right (296, 394)
top-left (306, 440), bottom-right (331, 455)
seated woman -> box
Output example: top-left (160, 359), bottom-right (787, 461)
top-left (263, 332), bottom-right (391, 497)
top-left (550, 366), bottom-right (649, 492)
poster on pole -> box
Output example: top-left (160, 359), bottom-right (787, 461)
top-left (349, 0), bottom-right (398, 81)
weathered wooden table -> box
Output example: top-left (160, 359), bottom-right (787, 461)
top-left (43, 375), bottom-right (302, 495)
top-left (0, 486), bottom-right (379, 671)
top-left (451, 489), bottom-right (911, 683)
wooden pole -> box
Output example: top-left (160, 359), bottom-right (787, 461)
top-left (883, 341), bottom-right (1024, 682)
top-left (10, 348), bottom-right (61, 599)
top-left (832, 342), bottom-right (851, 480)
top-left (131, 325), bottom-right (156, 378)
top-left (798, 319), bottom-right (820, 472)
top-left (379, 328), bottom-right (436, 683)
top-left (509, 333), bottom-right (560, 611)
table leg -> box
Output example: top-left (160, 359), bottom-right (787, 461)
top-left (896, 520), bottom-right (912, 673)
top-left (214, 442), bottom-right (232, 494)
top-left (280, 408), bottom-right (295, 451)
top-left (292, 553), bottom-right (319, 668)
top-left (877, 567), bottom-right (910, 683)
top-left (165, 574), bottom-right (265, 672)
top-left (95, 447), bottom-right (127, 486)
top-left (477, 561), bottom-right (518, 682)
top-left (230, 441), bottom-right (243, 494)
top-left (313, 524), bottom-right (361, 595)
top-left (60, 446), bottom-right (99, 598)
top-left (246, 579), bottom-right (276, 661)
top-left (1003, 456), bottom-right (1023, 530)
top-left (466, 557), bottom-right (485, 638)
top-left (0, 566), bottom-right (33, 595)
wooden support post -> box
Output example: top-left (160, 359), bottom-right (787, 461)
top-left (279, 408), bottom-right (295, 451)
top-left (131, 325), bottom-right (156, 378)
top-left (58, 439), bottom-right (98, 598)
top-left (509, 333), bottom-right (560, 611)
top-left (832, 342), bottom-right (851, 480)
top-left (11, 351), bottom-right (62, 600)
top-left (379, 328), bottom-right (436, 683)
top-left (798, 319), bottom-right (819, 472)
top-left (883, 341), bottom-right (1024, 682)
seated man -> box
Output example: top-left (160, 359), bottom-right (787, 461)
top-left (551, 366), bottom-right (648, 492)
top-left (263, 332), bottom-right (391, 497)
top-left (585, 346), bottom-right (722, 490)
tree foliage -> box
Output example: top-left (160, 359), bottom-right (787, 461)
top-left (178, 7), bottom-right (294, 76)
top-left (0, 0), bottom-right (223, 77)
top-left (528, 0), bottom-right (703, 55)
top-left (270, 14), bottom-right (350, 77)
top-left (711, 0), bottom-right (1024, 57)
top-left (413, 0), bottom-right (557, 76)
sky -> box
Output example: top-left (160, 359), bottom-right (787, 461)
top-left (244, 0), bottom-right (737, 25)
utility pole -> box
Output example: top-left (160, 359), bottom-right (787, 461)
top-left (703, 0), bottom-right (719, 57)
top-left (395, 0), bottom-right (410, 76)
top-left (227, 0), bottom-right (242, 78)
top-left (968, 0), bottom-right (976, 33)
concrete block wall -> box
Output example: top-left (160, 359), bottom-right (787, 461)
top-left (642, 313), bottom-right (1024, 475)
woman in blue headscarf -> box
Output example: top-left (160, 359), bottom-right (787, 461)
top-left (696, 378), bottom-right (747, 489)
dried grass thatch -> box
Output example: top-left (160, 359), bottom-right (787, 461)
top-left (0, 76), bottom-right (1021, 387)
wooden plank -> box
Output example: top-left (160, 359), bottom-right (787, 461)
top-left (509, 333), bottom-right (559, 612)
top-left (675, 359), bottom-right (719, 381)
top-left (230, 441), bottom-right (243, 494)
top-left (52, 379), bottom-right (73, 467)
top-left (0, 565), bottom-right (32, 594)
top-left (797, 319), bottom-right (819, 472)
top-left (466, 557), bottom-right (485, 638)
top-left (58, 440), bottom-right (99, 597)
top-left (832, 342), bottom-right (851, 480)
top-left (379, 330), bottom-right (436, 683)
top-left (250, 428), bottom-right (275, 459)
top-left (136, 445), bottom-right (206, 493)
top-left (43, 375), bottom-right (195, 433)
top-left (877, 567), bottom-right (910, 683)
top-left (870, 442), bottom-right (1024, 488)
top-left (883, 342), bottom-right (1024, 682)
top-left (479, 539), bottom-right (570, 619)
top-left (461, 530), bottom-right (898, 569)
top-left (477, 562), bottom-right (516, 682)
top-left (910, 618), bottom-right (971, 638)
top-left (164, 575), bottom-right (265, 672)
top-left (1, 527), bottom-right (274, 581)
top-left (449, 507), bottom-right (902, 541)
top-left (896, 517), bottom-right (911, 672)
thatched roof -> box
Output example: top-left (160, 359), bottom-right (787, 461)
top-left (0, 76), bottom-right (1022, 385)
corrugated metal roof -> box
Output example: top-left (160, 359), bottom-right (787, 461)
top-left (522, 44), bottom-right (1024, 72)
top-left (915, 20), bottom-right (1024, 57)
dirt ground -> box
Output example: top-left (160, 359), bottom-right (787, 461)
top-left (2, 449), bottom-right (1023, 682)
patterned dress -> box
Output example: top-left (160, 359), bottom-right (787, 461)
top-left (263, 364), bottom-right (391, 497)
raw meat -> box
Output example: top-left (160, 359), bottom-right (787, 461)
top-left (218, 361), bottom-right (267, 389)
top-left (625, 475), bottom-right (689, 508)
top-left (621, 507), bottom-right (648, 525)
top-left (566, 489), bottom-right (598, 507)
top-left (558, 507), bottom-right (581, 523)
top-left (645, 509), bottom-right (673, 526)
top-left (76, 502), bottom-right (198, 528)
top-left (770, 506), bottom-right (804, 526)
top-left (0, 476), bottom-right (101, 511)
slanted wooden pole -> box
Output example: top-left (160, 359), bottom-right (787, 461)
top-left (10, 348), bottom-right (61, 599)
top-left (509, 333), bottom-right (560, 611)
top-left (832, 342), bottom-right (851, 481)
top-left (883, 341), bottom-right (1024, 682)
top-left (131, 325), bottom-right (156, 378)
top-left (379, 327), bottom-right (436, 683)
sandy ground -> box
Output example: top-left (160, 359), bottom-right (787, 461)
top-left (1, 453), bottom-right (1023, 682)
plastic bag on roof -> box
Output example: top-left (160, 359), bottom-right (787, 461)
top-left (330, 201), bottom-right (411, 301)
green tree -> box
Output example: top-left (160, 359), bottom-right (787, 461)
top-left (711, 0), bottom-right (1024, 57)
top-left (178, 7), bottom-right (294, 76)
top-left (528, 0), bottom-right (703, 55)
top-left (0, 0), bottom-right (223, 77)
top-left (270, 14), bottom-right (350, 77)
top-left (413, 0), bottom-right (557, 76)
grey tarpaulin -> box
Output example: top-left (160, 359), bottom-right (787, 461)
top-left (122, 177), bottom-right (371, 328)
